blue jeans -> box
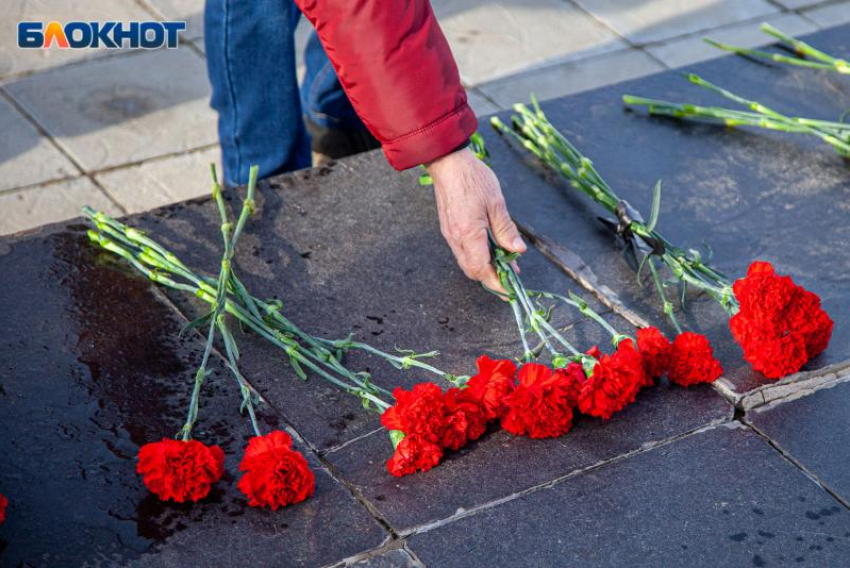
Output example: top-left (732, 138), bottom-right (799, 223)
top-left (204, 0), bottom-right (362, 186)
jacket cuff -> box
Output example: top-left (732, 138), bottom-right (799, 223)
top-left (381, 103), bottom-right (478, 171)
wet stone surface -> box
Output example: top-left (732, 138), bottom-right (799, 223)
top-left (408, 424), bottom-right (850, 567)
top-left (327, 377), bottom-right (731, 532)
top-left (128, 153), bottom-right (609, 453)
top-left (0, 226), bottom-right (386, 566)
top-left (482, 25), bottom-right (850, 398)
top-left (749, 380), bottom-right (850, 505)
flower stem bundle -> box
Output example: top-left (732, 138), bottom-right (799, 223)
top-left (490, 96), bottom-right (833, 379)
top-left (623, 74), bottom-right (850, 157)
top-left (705, 23), bottom-right (849, 75)
top-left (84, 165), bottom-right (455, 506)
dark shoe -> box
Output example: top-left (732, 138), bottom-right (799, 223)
top-left (304, 116), bottom-right (381, 164)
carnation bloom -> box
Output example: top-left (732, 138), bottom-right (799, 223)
top-left (729, 261), bottom-right (833, 379)
top-left (636, 326), bottom-right (672, 380)
top-left (667, 332), bottom-right (723, 387)
top-left (0, 493), bottom-right (7, 525)
top-left (381, 382), bottom-right (447, 443)
top-left (238, 430), bottom-right (315, 510)
top-left (137, 438), bottom-right (225, 502)
top-left (441, 388), bottom-right (487, 450)
top-left (578, 340), bottom-right (646, 420)
top-left (558, 362), bottom-right (586, 408)
top-left (386, 435), bottom-right (443, 477)
top-left (461, 355), bottom-right (517, 420)
top-left (501, 363), bottom-right (574, 439)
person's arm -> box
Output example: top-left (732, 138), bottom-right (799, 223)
top-left (295, 0), bottom-right (525, 291)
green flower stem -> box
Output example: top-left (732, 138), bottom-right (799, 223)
top-left (217, 319), bottom-right (262, 437)
top-left (706, 23), bottom-right (849, 74)
top-left (83, 206), bottom-right (403, 412)
top-left (527, 289), bottom-right (628, 346)
top-left (648, 257), bottom-right (683, 334)
top-left (491, 95), bottom-right (739, 330)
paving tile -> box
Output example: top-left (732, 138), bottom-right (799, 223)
top-left (326, 380), bottom-right (731, 532)
top-left (0, 0), bottom-right (154, 80)
top-left (125, 151), bottom-right (610, 453)
top-left (431, 0), bottom-right (626, 85)
top-left (647, 13), bottom-right (818, 68)
top-left (95, 146), bottom-right (220, 214)
top-left (409, 424), bottom-right (850, 567)
top-left (749, 380), bottom-right (850, 503)
top-left (478, 49), bottom-right (663, 108)
top-left (465, 88), bottom-right (502, 117)
top-left (573, 0), bottom-right (778, 44)
top-left (0, 93), bottom-right (76, 191)
top-left (4, 47), bottom-right (216, 172)
top-left (804, 1), bottom-right (850, 28)
top-left (0, 177), bottom-right (118, 236)
top-left (143, 0), bottom-right (205, 40)
top-left (0, 225), bottom-right (387, 566)
top-left (481, 24), bottom-right (850, 399)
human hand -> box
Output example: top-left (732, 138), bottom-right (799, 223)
top-left (427, 146), bottom-right (526, 296)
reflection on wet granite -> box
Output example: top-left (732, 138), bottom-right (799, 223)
top-left (483, 25), bottom-right (850, 398)
top-left (0, 226), bottom-right (386, 565)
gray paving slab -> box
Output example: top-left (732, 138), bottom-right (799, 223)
top-left (0, 93), bottom-right (77, 191)
top-left (408, 424), bottom-right (850, 567)
top-left (803, 1), bottom-right (850, 28)
top-left (348, 548), bottom-right (422, 567)
top-left (431, 0), bottom-right (625, 85)
top-left (573, 0), bottom-right (778, 44)
top-left (0, 177), bottom-right (118, 237)
top-left (126, 151), bottom-right (612, 453)
top-left (478, 49), bottom-right (663, 108)
top-left (0, 224), bottom-right (387, 566)
top-left (749, 380), bottom-right (850, 505)
top-left (95, 146), bottom-right (220, 214)
top-left (4, 47), bottom-right (216, 172)
top-left (482, 25), bottom-right (850, 399)
top-left (326, 381), bottom-right (731, 532)
top-left (646, 13), bottom-right (817, 69)
top-left (142, 0), bottom-right (205, 40)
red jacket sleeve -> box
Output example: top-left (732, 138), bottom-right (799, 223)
top-left (295, 0), bottom-right (478, 170)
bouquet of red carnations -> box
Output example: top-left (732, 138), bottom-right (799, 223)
top-left (85, 166), bottom-right (460, 504)
top-left (491, 97), bottom-right (833, 379)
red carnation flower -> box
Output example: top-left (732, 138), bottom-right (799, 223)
top-left (238, 430), bottom-right (315, 510)
top-left (501, 363), bottom-right (574, 439)
top-left (0, 493), bottom-right (7, 525)
top-left (637, 326), bottom-right (671, 379)
top-left (730, 261), bottom-right (833, 379)
top-left (578, 340), bottom-right (646, 420)
top-left (558, 362), bottom-right (586, 408)
top-left (667, 332), bottom-right (723, 387)
top-left (380, 382), bottom-right (447, 443)
top-left (137, 438), bottom-right (225, 503)
top-left (461, 355), bottom-right (517, 420)
top-left (586, 345), bottom-right (602, 359)
top-left (441, 388), bottom-right (487, 451)
top-left (387, 435), bottom-right (443, 477)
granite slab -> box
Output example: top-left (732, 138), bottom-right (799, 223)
top-left (326, 375), bottom-right (732, 533)
top-left (749, 380), bottom-right (850, 506)
top-left (482, 24), bottom-right (850, 401)
top-left (0, 225), bottom-right (386, 566)
top-left (409, 424), bottom-right (850, 567)
top-left (126, 152), bottom-right (614, 453)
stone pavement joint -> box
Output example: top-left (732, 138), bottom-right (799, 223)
top-left (397, 419), bottom-right (736, 539)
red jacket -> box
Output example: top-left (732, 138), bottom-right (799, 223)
top-left (295, 0), bottom-right (477, 170)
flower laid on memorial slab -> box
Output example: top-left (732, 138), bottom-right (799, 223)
top-left (623, 74), bottom-right (850, 157)
top-left (490, 96), bottom-right (833, 380)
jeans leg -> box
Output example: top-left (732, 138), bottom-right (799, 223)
top-left (204, 0), bottom-right (310, 186)
top-left (300, 31), bottom-right (364, 131)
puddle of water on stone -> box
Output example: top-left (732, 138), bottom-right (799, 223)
top-left (0, 228), bottom-right (248, 564)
